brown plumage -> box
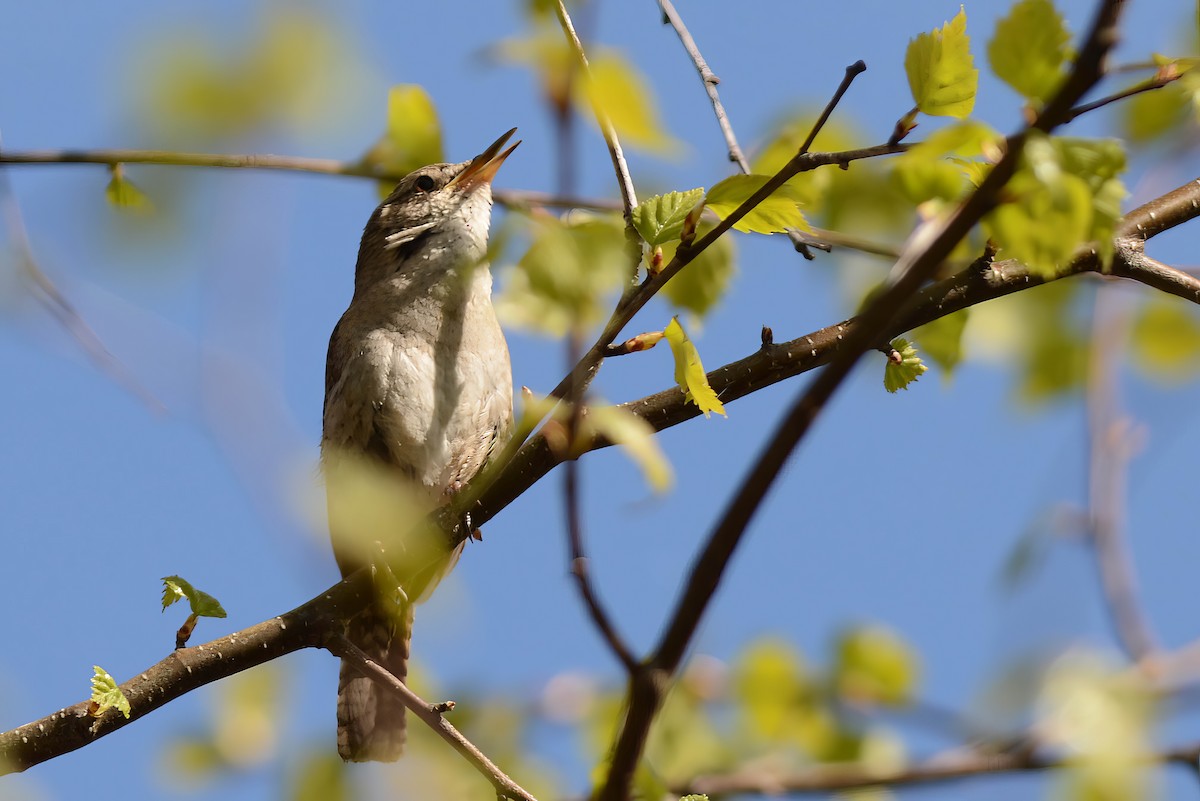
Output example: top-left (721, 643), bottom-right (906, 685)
top-left (322, 131), bottom-right (517, 762)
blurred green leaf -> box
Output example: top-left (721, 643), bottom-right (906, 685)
top-left (585, 405), bottom-right (673, 492)
top-left (664, 317), bottom-right (726, 417)
top-left (288, 747), bottom-right (349, 801)
top-left (161, 575), bottom-right (227, 618)
top-left (832, 625), bottom-right (920, 706)
top-left (915, 310), bottom-right (969, 376)
top-left (705, 175), bottom-right (810, 235)
top-left (1120, 80), bottom-right (1191, 143)
top-left (360, 84), bottom-right (444, 185)
top-left (905, 8), bottom-right (978, 118)
top-left (732, 639), bottom-right (815, 742)
top-left (581, 52), bottom-right (678, 153)
top-left (891, 121), bottom-right (1001, 207)
top-left (884, 338), bottom-right (927, 393)
top-left (1131, 297), bottom-right (1200, 382)
top-left (633, 189), bottom-right (706, 246)
top-left (985, 170), bottom-right (1092, 278)
top-left (90, 665), bottom-right (131, 719)
top-left (988, 0), bottom-right (1071, 104)
top-left (495, 213), bottom-right (627, 337)
top-left (659, 222), bottom-right (737, 318)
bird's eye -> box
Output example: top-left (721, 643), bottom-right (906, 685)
top-left (415, 174), bottom-right (436, 192)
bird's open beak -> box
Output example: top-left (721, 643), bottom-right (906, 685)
top-left (448, 128), bottom-right (520, 191)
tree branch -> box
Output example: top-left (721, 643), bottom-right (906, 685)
top-left (332, 637), bottom-right (538, 801)
top-left (674, 740), bottom-right (1200, 797)
top-left (595, 3), bottom-right (1129, 797)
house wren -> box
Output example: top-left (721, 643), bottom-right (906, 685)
top-left (322, 129), bottom-right (518, 762)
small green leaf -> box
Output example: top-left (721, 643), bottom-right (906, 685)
top-left (833, 625), bottom-right (920, 706)
top-left (361, 84), bottom-right (444, 189)
top-left (90, 666), bottom-right (131, 719)
top-left (915, 309), bottom-right (969, 376)
top-left (659, 222), bottom-right (737, 318)
top-left (733, 639), bottom-right (814, 741)
top-left (586, 405), bottom-right (673, 493)
top-left (632, 189), bottom-right (706, 246)
top-left (884, 338), bottom-right (927, 393)
top-left (704, 175), bottom-right (810, 235)
top-left (986, 171), bottom-right (1092, 278)
top-left (162, 575), bottom-right (227, 619)
top-left (988, 0), bottom-right (1071, 103)
top-left (905, 7), bottom-right (978, 118)
top-left (104, 170), bottom-right (152, 211)
top-left (663, 317), bottom-right (726, 418)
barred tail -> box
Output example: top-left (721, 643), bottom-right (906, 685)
top-left (336, 602), bottom-right (414, 762)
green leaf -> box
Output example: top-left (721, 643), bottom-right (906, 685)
top-left (162, 575), bottom-right (227, 619)
top-left (104, 171), bottom-right (152, 211)
top-left (988, 0), bottom-right (1071, 103)
top-left (704, 175), bottom-right (810, 235)
top-left (884, 338), bottom-right (927, 392)
top-left (732, 638), bottom-right (815, 742)
top-left (985, 134), bottom-right (1125, 276)
top-left (632, 189), bottom-right (706, 246)
top-left (495, 213), bottom-right (627, 337)
top-left (1120, 80), bottom-right (1191, 143)
top-left (905, 7), bottom-right (978, 118)
top-left (90, 665), bottom-right (131, 719)
top-left (1131, 297), bottom-right (1200, 382)
top-left (659, 222), bottom-right (737, 318)
top-left (915, 309), bottom-right (969, 376)
top-left (985, 171), bottom-right (1092, 278)
top-left (361, 84), bottom-right (444, 182)
top-left (832, 625), bottom-right (920, 706)
top-left (289, 748), bottom-right (349, 801)
top-left (663, 318), bottom-right (726, 418)
top-left (891, 120), bottom-right (1002, 206)
top-left (581, 53), bottom-right (678, 153)
top-left (586, 405), bottom-right (673, 493)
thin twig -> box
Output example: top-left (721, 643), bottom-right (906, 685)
top-left (0, 153), bottom-right (163, 412)
top-left (657, 0), bottom-right (749, 171)
top-left (0, 148), bottom-right (605, 212)
top-left (595, 3), bottom-right (1128, 798)
top-left (1066, 70), bottom-right (1184, 122)
top-left (333, 637), bottom-right (538, 801)
top-left (798, 61), bottom-right (868, 155)
top-left (553, 0), bottom-right (638, 220)
top-left (1085, 286), bottom-right (1160, 663)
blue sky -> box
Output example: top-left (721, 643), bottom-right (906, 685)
top-left (2, 2), bottom-right (1199, 800)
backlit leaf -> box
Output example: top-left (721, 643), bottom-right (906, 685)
top-left (105, 170), bottom-right (152, 211)
top-left (586, 405), bottom-right (673, 492)
top-left (632, 189), bottom-right (705, 246)
top-left (732, 638), bottom-right (815, 742)
top-left (884, 338), bottom-right (927, 392)
top-left (581, 53), bottom-right (677, 153)
top-left (905, 7), bottom-right (978, 118)
top-left (90, 666), bottom-right (131, 719)
top-left (833, 625), bottom-right (920, 706)
top-left (705, 175), bottom-right (810, 235)
top-left (161, 575), bottom-right (227, 619)
top-left (988, 0), bottom-right (1071, 103)
top-left (361, 85), bottom-right (444, 191)
top-left (663, 317), bottom-right (725, 418)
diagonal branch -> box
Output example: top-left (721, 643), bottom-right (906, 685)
top-left (595, 3), bottom-right (1129, 798)
top-left (332, 637), bottom-right (538, 801)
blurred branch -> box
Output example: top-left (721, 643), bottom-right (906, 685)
top-left (1065, 68), bottom-right (1184, 122)
top-left (332, 637), bottom-right (538, 801)
top-left (1086, 287), bottom-right (1160, 664)
top-left (674, 740), bottom-right (1200, 796)
top-left (0, 158), bottom-right (163, 412)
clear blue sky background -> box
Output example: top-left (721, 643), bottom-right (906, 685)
top-left (2, 2), bottom-right (1199, 800)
